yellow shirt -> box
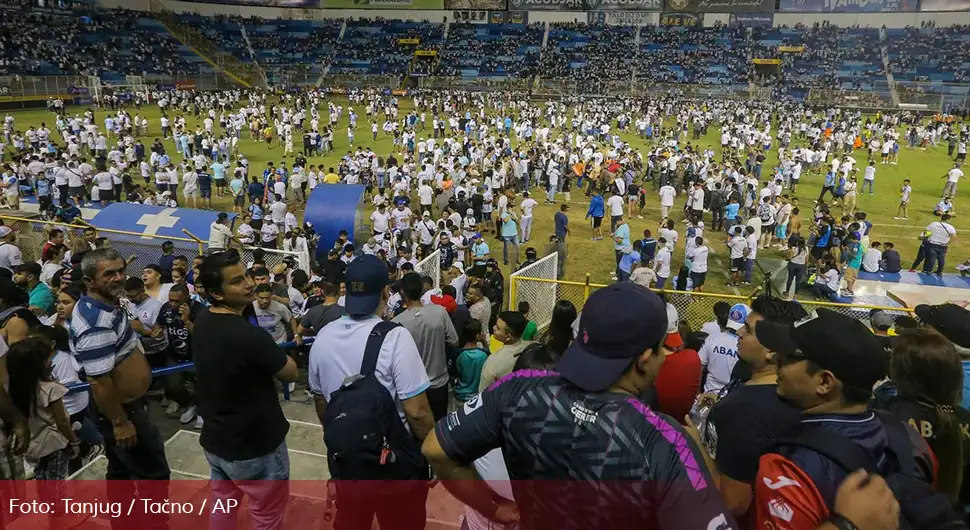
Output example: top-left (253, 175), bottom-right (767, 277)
top-left (323, 173), bottom-right (340, 184)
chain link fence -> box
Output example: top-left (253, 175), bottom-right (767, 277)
top-left (509, 253), bottom-right (559, 329)
top-left (511, 273), bottom-right (915, 333)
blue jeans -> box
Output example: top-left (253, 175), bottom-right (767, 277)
top-left (744, 258), bottom-right (755, 283)
top-left (502, 234), bottom-right (519, 266)
top-left (657, 276), bottom-right (668, 289)
top-left (206, 441), bottom-right (290, 530)
top-left (924, 243), bottom-right (947, 275)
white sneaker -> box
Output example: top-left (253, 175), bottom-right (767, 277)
top-left (165, 401), bottom-right (180, 416)
top-left (179, 404), bottom-right (198, 424)
top-left (194, 415), bottom-right (204, 430)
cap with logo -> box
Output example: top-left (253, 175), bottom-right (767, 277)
top-left (558, 282), bottom-right (668, 392)
top-left (343, 254), bottom-right (390, 316)
top-left (726, 303), bottom-right (751, 331)
top-left (755, 309), bottom-right (887, 392)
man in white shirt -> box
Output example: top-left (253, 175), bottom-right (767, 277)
top-left (696, 304), bottom-right (749, 393)
top-left (208, 213), bottom-right (236, 251)
top-left (370, 204), bottom-right (390, 236)
top-left (306, 256), bottom-right (434, 526)
top-left (658, 184), bottom-right (676, 219)
top-left (923, 214), bottom-right (957, 275)
top-left (727, 226), bottom-right (747, 287)
top-left (943, 163), bottom-right (964, 198)
top-left (417, 181), bottom-right (434, 215)
top-left (0, 226), bottom-right (23, 272)
top-left (519, 191), bottom-right (538, 243)
top-left (606, 190), bottom-right (624, 234)
top-left (687, 237), bottom-right (709, 292)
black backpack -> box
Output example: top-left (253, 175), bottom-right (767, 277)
top-left (773, 410), bottom-right (966, 530)
top-left (323, 321), bottom-right (427, 483)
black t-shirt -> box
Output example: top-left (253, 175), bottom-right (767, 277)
top-left (192, 308), bottom-right (289, 461)
top-left (435, 372), bottom-right (738, 530)
top-left (300, 303), bottom-right (344, 335)
top-left (158, 300), bottom-right (202, 363)
top-left (873, 394), bottom-right (970, 507)
top-left (703, 384), bottom-right (801, 483)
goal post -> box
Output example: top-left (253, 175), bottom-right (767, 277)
top-left (509, 252), bottom-right (559, 330)
top-left (416, 249), bottom-right (441, 290)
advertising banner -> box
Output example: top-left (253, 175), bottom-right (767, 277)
top-left (399, 38), bottom-right (421, 45)
top-left (322, 0), bottom-right (445, 8)
top-left (729, 12), bottom-right (773, 24)
top-left (509, 0), bottom-right (661, 9)
top-left (778, 0), bottom-right (919, 12)
top-left (660, 11), bottom-right (702, 24)
top-left (666, 0), bottom-right (772, 12)
top-left (183, 0), bottom-right (316, 5)
top-left (445, 0), bottom-right (506, 8)
top-left (919, 0), bottom-right (970, 10)
top-left (752, 58), bottom-right (782, 64)
top-left (454, 10), bottom-right (488, 21)
top-left (510, 10), bottom-right (529, 22)
top-left (589, 10), bottom-right (656, 23)
top-left (778, 44), bottom-right (806, 52)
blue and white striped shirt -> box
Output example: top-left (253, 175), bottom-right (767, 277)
top-left (69, 295), bottom-right (140, 377)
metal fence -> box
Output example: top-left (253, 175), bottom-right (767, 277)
top-left (806, 88), bottom-right (901, 111)
top-left (0, 75), bottom-right (86, 99)
top-left (318, 74), bottom-right (399, 90)
top-left (419, 76), bottom-right (534, 93)
top-left (0, 215), bottom-right (205, 270)
top-left (510, 273), bottom-right (915, 333)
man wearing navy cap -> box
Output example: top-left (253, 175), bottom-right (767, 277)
top-left (423, 282), bottom-right (738, 530)
top-left (307, 254), bottom-right (435, 528)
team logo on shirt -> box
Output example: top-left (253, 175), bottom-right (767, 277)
top-left (706, 514), bottom-right (731, 530)
top-left (570, 403), bottom-right (598, 425)
top-left (763, 476), bottom-right (800, 490)
top-left (767, 498), bottom-right (794, 522)
top-left (463, 394), bottom-right (483, 416)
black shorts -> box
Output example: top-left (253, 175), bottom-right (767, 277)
top-left (98, 189), bottom-right (114, 202)
top-left (731, 257), bottom-right (745, 271)
top-left (216, 179), bottom-right (227, 188)
top-left (592, 216), bottom-right (603, 228)
top-left (691, 271), bottom-right (707, 286)
top-left (810, 246), bottom-right (826, 260)
top-left (234, 195), bottom-right (244, 207)
top-left (761, 224), bottom-right (774, 235)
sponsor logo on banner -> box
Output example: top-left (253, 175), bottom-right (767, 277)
top-left (182, 0), bottom-right (316, 5)
top-left (508, 0), bottom-right (584, 9)
top-left (660, 11), bottom-right (702, 24)
top-left (667, 0), bottom-right (772, 11)
top-left (510, 10), bottom-right (527, 22)
top-left (729, 12), bottom-right (773, 25)
top-left (919, 0), bottom-right (970, 10)
top-left (779, 0), bottom-right (918, 11)
top-left (323, 0), bottom-right (446, 7)
top-left (445, 0), bottom-right (507, 7)
top-left (585, 0), bottom-right (662, 10)
top-left (602, 10), bottom-right (656, 24)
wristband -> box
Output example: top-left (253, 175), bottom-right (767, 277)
top-left (826, 513), bottom-right (860, 530)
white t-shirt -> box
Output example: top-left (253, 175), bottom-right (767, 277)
top-left (926, 221), bottom-right (956, 246)
top-left (269, 201), bottom-right (288, 224)
top-left (371, 211), bottom-right (390, 234)
top-left (947, 168), bottom-right (964, 183)
top-left (607, 195), bottom-right (624, 217)
top-left (208, 222), bottom-right (233, 250)
top-left (520, 198), bottom-right (538, 218)
top-left (862, 248), bottom-right (882, 273)
top-left (697, 331), bottom-right (740, 393)
top-left (689, 245), bottom-right (709, 273)
top-left (659, 186), bottom-right (676, 207)
top-left (308, 315), bottom-right (431, 427)
top-left (654, 247), bottom-right (671, 277)
top-left (418, 184), bottom-right (433, 205)
top-left (94, 172), bottom-right (113, 190)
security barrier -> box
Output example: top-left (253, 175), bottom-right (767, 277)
top-left (510, 274), bottom-right (915, 332)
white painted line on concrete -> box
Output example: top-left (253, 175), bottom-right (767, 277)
top-left (287, 419), bottom-right (323, 428)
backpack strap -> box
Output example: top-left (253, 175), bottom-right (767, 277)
top-left (873, 409), bottom-right (918, 477)
top-left (360, 320), bottom-right (401, 378)
top-left (776, 422), bottom-right (879, 475)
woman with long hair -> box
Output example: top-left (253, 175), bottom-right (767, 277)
top-left (44, 284), bottom-right (82, 329)
top-left (539, 300), bottom-right (577, 357)
top-left (875, 327), bottom-right (969, 506)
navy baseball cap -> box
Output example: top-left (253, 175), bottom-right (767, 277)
top-left (344, 254), bottom-right (390, 316)
top-left (558, 282), bottom-right (668, 392)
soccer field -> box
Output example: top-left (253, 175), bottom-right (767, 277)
top-left (2, 98), bottom-right (967, 298)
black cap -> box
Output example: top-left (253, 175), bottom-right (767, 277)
top-left (558, 283), bottom-right (668, 392)
top-left (13, 262), bottom-right (41, 277)
top-left (755, 309), bottom-right (887, 392)
top-left (344, 254), bottom-right (390, 316)
top-left (914, 304), bottom-right (970, 348)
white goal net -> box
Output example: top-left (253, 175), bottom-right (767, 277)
top-left (509, 252), bottom-right (559, 330)
top-left (416, 249), bottom-right (441, 290)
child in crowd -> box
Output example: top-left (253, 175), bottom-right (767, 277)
top-left (452, 319), bottom-right (489, 404)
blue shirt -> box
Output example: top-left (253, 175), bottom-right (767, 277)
top-left (35, 179), bottom-right (50, 197)
top-left (69, 294), bottom-right (140, 377)
top-left (500, 215), bottom-right (518, 238)
top-left (587, 195), bottom-right (605, 218)
top-left (210, 163), bottom-right (226, 180)
top-left (725, 203), bottom-right (740, 220)
top-left (554, 212), bottom-right (569, 239)
top-left (614, 223), bottom-right (630, 250)
top-left (640, 238), bottom-right (657, 261)
top-left (619, 250), bottom-right (641, 274)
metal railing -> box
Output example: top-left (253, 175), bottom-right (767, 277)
top-left (511, 274), bottom-right (915, 332)
top-left (0, 75), bottom-right (86, 99)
